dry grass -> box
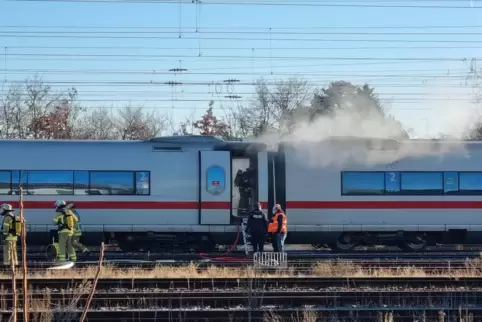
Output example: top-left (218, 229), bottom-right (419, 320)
top-left (0, 257), bottom-right (481, 280)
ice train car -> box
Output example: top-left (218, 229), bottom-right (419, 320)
top-left (1, 135), bottom-right (482, 252)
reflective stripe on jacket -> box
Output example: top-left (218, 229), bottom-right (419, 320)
top-left (73, 210), bottom-right (82, 235)
top-left (268, 212), bottom-right (287, 233)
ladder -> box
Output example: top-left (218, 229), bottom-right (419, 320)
top-left (240, 217), bottom-right (253, 255)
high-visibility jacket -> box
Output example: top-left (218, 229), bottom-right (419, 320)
top-left (2, 212), bottom-right (19, 241)
top-left (72, 209), bottom-right (82, 236)
top-left (54, 208), bottom-right (78, 235)
top-left (268, 212), bottom-right (287, 233)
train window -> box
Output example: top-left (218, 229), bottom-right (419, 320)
top-left (206, 166), bottom-right (226, 196)
top-left (385, 172), bottom-right (400, 194)
top-left (443, 172), bottom-right (459, 195)
top-left (89, 171), bottom-right (135, 195)
top-left (135, 171), bottom-right (150, 195)
top-left (459, 172), bottom-right (482, 195)
top-left (341, 172), bottom-right (384, 195)
top-left (401, 172), bottom-right (443, 195)
top-left (26, 171), bottom-right (74, 195)
top-left (11, 171), bottom-right (28, 195)
top-left (0, 171), bottom-right (11, 195)
top-left (74, 171), bottom-right (89, 195)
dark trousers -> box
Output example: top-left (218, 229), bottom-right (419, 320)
top-left (250, 232), bottom-right (265, 253)
top-left (272, 233), bottom-right (287, 252)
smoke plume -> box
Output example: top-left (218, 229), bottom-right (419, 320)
top-left (255, 105), bottom-right (471, 168)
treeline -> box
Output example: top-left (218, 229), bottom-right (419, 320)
top-left (1, 76), bottom-right (478, 141)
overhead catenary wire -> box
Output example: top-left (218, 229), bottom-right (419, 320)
top-left (0, 6), bottom-right (479, 123)
top-left (3, 24), bottom-right (482, 30)
top-left (0, 52), bottom-right (475, 61)
top-left (0, 68), bottom-right (469, 76)
top-left (4, 29), bottom-right (482, 35)
top-left (0, 98), bottom-right (472, 102)
top-left (0, 90), bottom-right (471, 95)
top-left (3, 0), bottom-right (482, 9)
top-left (3, 45), bottom-right (482, 51)
top-left (3, 33), bottom-right (482, 43)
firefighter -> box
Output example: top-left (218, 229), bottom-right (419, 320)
top-left (245, 202), bottom-right (268, 254)
top-left (66, 203), bottom-right (89, 253)
top-left (53, 200), bottom-right (78, 263)
top-left (1, 203), bottom-right (20, 267)
top-left (267, 204), bottom-right (288, 252)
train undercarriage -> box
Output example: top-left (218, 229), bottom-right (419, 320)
top-left (312, 229), bottom-right (472, 252)
top-left (70, 229), bottom-right (473, 254)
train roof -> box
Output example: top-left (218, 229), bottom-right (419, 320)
top-left (0, 135), bottom-right (268, 151)
top-left (1, 135), bottom-right (481, 149)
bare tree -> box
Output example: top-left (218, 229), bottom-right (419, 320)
top-left (218, 103), bottom-right (251, 140)
top-left (233, 77), bottom-right (312, 138)
top-left (115, 105), bottom-right (168, 140)
top-left (170, 109), bottom-right (197, 136)
top-left (0, 85), bottom-right (25, 138)
top-left (75, 107), bottom-right (117, 140)
top-left (0, 77), bottom-right (83, 139)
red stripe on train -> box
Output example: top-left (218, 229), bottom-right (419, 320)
top-left (5, 201), bottom-right (232, 210)
top-left (286, 201), bottom-right (482, 209)
top-left (6, 200), bottom-right (479, 210)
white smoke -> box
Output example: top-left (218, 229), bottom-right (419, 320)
top-left (254, 103), bottom-right (472, 168)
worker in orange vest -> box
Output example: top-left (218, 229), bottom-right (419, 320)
top-left (267, 204), bottom-right (287, 252)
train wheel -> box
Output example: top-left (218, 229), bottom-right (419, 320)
top-left (331, 234), bottom-right (357, 252)
top-left (398, 233), bottom-right (427, 252)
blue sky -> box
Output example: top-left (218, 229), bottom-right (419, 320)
top-left (0, 0), bottom-right (481, 138)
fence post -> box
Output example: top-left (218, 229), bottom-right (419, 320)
top-left (19, 187), bottom-right (28, 322)
top-left (10, 247), bottom-right (17, 322)
top-left (80, 242), bottom-right (105, 322)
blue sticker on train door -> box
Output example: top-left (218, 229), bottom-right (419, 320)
top-left (206, 165), bottom-right (225, 196)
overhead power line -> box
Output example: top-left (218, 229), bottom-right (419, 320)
top-left (3, 0), bottom-right (482, 9)
top-left (3, 29), bottom-right (482, 35)
top-left (4, 45), bottom-right (482, 51)
top-left (3, 34), bottom-right (482, 42)
top-left (0, 80), bottom-right (474, 87)
top-left (2, 53), bottom-right (475, 61)
top-left (3, 24), bottom-right (482, 30)
top-left (0, 68), bottom-right (468, 76)
top-left (0, 98), bottom-right (473, 103)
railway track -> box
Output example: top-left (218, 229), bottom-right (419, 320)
top-left (22, 249), bottom-right (482, 261)
top-left (6, 256), bottom-right (481, 273)
top-left (1, 277), bottom-right (482, 321)
top-left (4, 277), bottom-right (482, 290)
top-left (2, 249), bottom-right (481, 272)
top-left (4, 308), bottom-right (482, 322)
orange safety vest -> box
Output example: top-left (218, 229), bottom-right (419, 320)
top-left (268, 212), bottom-right (287, 233)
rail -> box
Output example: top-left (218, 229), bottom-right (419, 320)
top-left (1, 277), bottom-right (482, 321)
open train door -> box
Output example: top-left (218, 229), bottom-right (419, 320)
top-left (257, 151), bottom-right (269, 216)
top-left (199, 151), bottom-right (232, 225)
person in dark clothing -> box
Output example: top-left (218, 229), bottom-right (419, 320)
top-left (245, 202), bottom-right (268, 253)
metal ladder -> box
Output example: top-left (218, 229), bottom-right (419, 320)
top-left (240, 217), bottom-right (253, 255)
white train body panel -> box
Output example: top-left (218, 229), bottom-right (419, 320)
top-left (0, 138), bottom-right (237, 238)
top-left (4, 135), bottom-right (482, 249)
top-left (283, 140), bottom-right (482, 234)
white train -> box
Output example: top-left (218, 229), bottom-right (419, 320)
top-left (1, 135), bottom-right (482, 252)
